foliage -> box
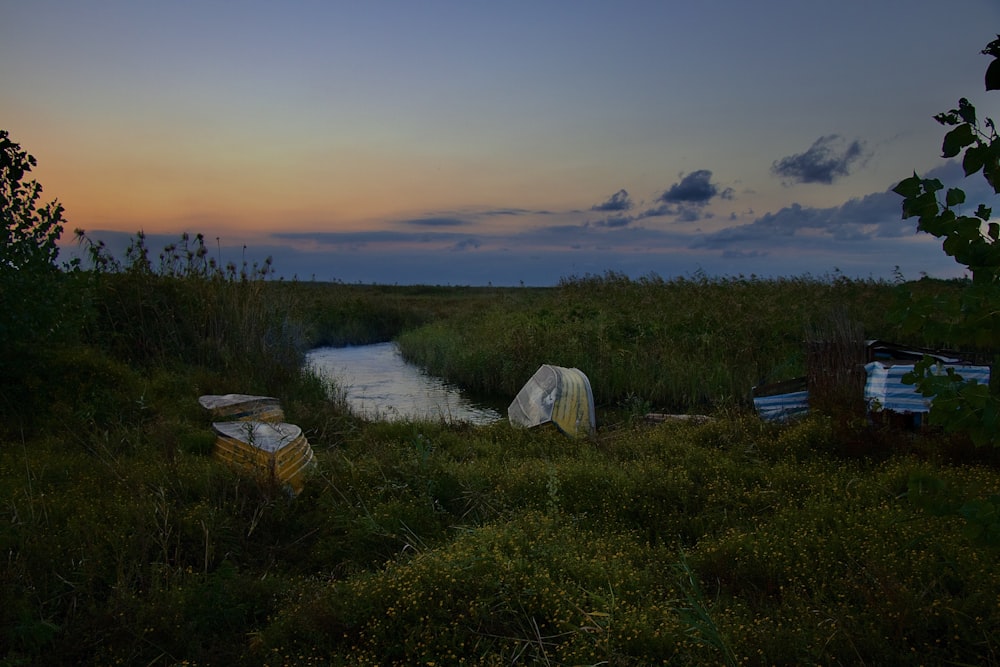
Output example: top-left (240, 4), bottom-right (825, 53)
top-left (904, 357), bottom-right (997, 447)
top-left (892, 40), bottom-right (1000, 450)
top-left (0, 130), bottom-right (73, 367)
top-left (891, 38), bottom-right (1000, 551)
top-left (909, 471), bottom-right (1000, 547)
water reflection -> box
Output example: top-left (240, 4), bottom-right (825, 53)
top-left (306, 342), bottom-right (503, 425)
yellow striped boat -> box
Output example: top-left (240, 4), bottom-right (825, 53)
top-left (508, 365), bottom-right (595, 438)
top-left (211, 421), bottom-right (315, 495)
top-left (198, 393), bottom-right (285, 422)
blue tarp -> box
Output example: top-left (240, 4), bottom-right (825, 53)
top-left (752, 377), bottom-right (810, 422)
top-left (864, 362), bottom-right (991, 414)
top-left (753, 389), bottom-right (810, 422)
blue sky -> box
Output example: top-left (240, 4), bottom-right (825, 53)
top-left (4, 1), bottom-right (1000, 284)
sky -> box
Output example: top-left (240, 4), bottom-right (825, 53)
top-left (4, 1), bottom-right (1000, 285)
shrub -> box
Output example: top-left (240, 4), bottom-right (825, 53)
top-left (0, 130), bottom-right (70, 353)
top-left (255, 511), bottom-right (687, 665)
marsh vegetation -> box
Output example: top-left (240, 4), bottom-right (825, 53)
top-left (3, 258), bottom-right (999, 665)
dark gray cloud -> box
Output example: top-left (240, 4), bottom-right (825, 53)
top-left (273, 230), bottom-right (454, 244)
top-left (450, 238), bottom-right (482, 251)
top-left (403, 216), bottom-right (467, 227)
top-left (691, 160), bottom-right (996, 252)
top-left (722, 249), bottom-right (769, 259)
top-left (594, 214), bottom-right (633, 228)
top-left (480, 208), bottom-right (534, 216)
top-left (659, 170), bottom-right (723, 205)
top-left (677, 206), bottom-right (712, 223)
top-left (638, 203), bottom-right (673, 218)
top-left (644, 171), bottom-right (732, 222)
top-left (638, 202), bottom-right (716, 223)
top-left (587, 189), bottom-right (638, 226)
top-left (690, 191), bottom-right (902, 251)
top-left (402, 208), bottom-right (550, 226)
top-left (771, 134), bottom-right (868, 185)
top-left (591, 189), bottom-right (633, 212)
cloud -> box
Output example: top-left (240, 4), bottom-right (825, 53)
top-left (630, 171), bottom-right (732, 222)
top-left (690, 193), bottom-right (900, 250)
top-left (594, 215), bottom-right (633, 228)
top-left (771, 134), bottom-right (868, 185)
top-left (402, 216), bottom-right (467, 227)
top-left (659, 170), bottom-right (723, 205)
top-left (450, 238), bottom-right (482, 251)
top-left (722, 249), bottom-right (769, 259)
top-left (691, 160), bottom-right (999, 252)
top-left (637, 203), bottom-right (672, 218)
top-left (400, 208), bottom-right (551, 227)
top-left (273, 230), bottom-right (450, 245)
top-left (480, 208), bottom-right (534, 216)
top-left (587, 189), bottom-right (638, 226)
top-left (638, 203), bottom-right (712, 223)
top-left (591, 188), bottom-right (634, 212)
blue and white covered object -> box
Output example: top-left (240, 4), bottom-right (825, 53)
top-left (864, 361), bottom-right (991, 414)
top-left (752, 377), bottom-right (810, 422)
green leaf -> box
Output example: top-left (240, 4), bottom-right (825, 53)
top-left (963, 143), bottom-right (988, 175)
top-left (902, 191), bottom-right (941, 221)
top-left (976, 204), bottom-right (992, 220)
top-left (942, 124), bottom-right (977, 158)
top-left (984, 36), bottom-right (1000, 58)
top-left (943, 234), bottom-right (965, 257)
top-left (935, 111), bottom-right (960, 126)
top-left (987, 58), bottom-right (1000, 91)
top-left (945, 188), bottom-right (966, 207)
top-left (922, 177), bottom-right (944, 194)
top-left (984, 157), bottom-right (1000, 194)
top-left (958, 98), bottom-right (977, 124)
top-left (892, 173), bottom-right (923, 198)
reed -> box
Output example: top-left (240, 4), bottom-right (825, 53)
top-left (397, 272), bottom-right (915, 412)
top-left (77, 231), bottom-right (307, 392)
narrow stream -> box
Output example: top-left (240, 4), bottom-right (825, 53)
top-left (305, 342), bottom-right (504, 425)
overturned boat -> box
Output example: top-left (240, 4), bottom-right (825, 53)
top-left (752, 377), bottom-right (810, 422)
top-left (211, 420), bottom-right (315, 495)
top-left (508, 364), bottom-right (596, 438)
top-left (198, 393), bottom-right (285, 422)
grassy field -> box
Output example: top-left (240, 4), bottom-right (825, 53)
top-left (2, 268), bottom-right (999, 666)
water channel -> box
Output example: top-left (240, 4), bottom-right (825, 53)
top-left (305, 342), bottom-right (504, 425)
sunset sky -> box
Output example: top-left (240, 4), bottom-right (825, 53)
top-left (4, 1), bottom-right (1000, 284)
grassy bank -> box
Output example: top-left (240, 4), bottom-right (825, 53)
top-left (3, 268), bottom-right (999, 665)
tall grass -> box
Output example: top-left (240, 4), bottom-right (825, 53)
top-left (397, 271), bottom-right (919, 412)
top-left (288, 281), bottom-right (546, 348)
top-left (77, 231), bottom-right (307, 392)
